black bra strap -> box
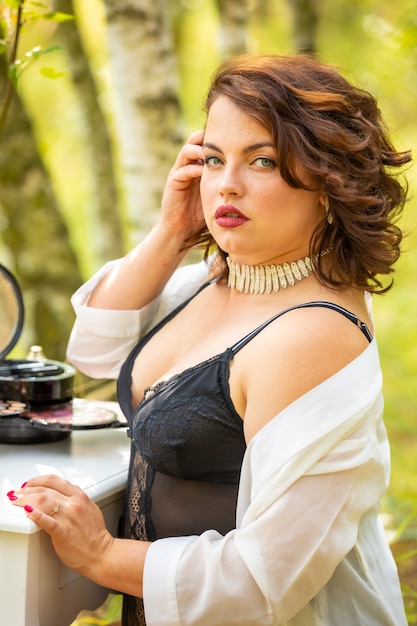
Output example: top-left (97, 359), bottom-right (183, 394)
top-left (231, 301), bottom-right (373, 354)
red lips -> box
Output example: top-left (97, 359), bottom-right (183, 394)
top-left (214, 205), bottom-right (249, 228)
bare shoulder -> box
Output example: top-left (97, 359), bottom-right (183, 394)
top-left (236, 299), bottom-right (373, 443)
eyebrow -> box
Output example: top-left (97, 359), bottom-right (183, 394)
top-left (202, 141), bottom-right (276, 154)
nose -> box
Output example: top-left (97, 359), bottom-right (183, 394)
top-left (218, 163), bottom-right (244, 197)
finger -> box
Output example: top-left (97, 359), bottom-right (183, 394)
top-left (9, 486), bottom-right (62, 517)
top-left (169, 165), bottom-right (204, 188)
top-left (186, 129), bottom-right (204, 145)
top-left (173, 144), bottom-right (204, 169)
top-left (16, 474), bottom-right (81, 498)
top-left (22, 501), bottom-right (63, 533)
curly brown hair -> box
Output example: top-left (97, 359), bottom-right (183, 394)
top-left (185, 54), bottom-right (411, 294)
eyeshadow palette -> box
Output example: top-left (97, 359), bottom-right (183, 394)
top-left (27, 398), bottom-right (120, 431)
top-left (0, 399), bottom-right (29, 416)
top-left (0, 398), bottom-right (123, 444)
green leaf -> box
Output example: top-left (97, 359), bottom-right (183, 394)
top-left (41, 45), bottom-right (63, 55)
top-left (24, 45), bottom-right (43, 59)
top-left (7, 63), bottom-right (19, 88)
top-left (39, 67), bottom-right (66, 79)
top-left (22, 44), bottom-right (61, 61)
top-left (43, 12), bottom-right (75, 23)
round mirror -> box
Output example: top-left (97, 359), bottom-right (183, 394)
top-left (0, 264), bottom-right (24, 360)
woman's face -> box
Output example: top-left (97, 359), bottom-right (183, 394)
top-left (200, 96), bottom-right (324, 265)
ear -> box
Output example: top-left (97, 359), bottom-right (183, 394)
top-left (318, 192), bottom-right (327, 208)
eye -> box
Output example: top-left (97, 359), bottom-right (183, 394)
top-left (253, 157), bottom-right (277, 168)
top-left (204, 155), bottom-right (224, 167)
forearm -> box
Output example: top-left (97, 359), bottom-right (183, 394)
top-left (88, 224), bottom-right (189, 310)
top-left (85, 536), bottom-right (151, 598)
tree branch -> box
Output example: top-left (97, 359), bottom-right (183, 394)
top-left (0, 0), bottom-right (25, 137)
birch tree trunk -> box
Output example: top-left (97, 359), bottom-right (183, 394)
top-left (288, 0), bottom-right (319, 55)
top-left (102, 0), bottom-right (183, 246)
top-left (216, 0), bottom-right (249, 58)
top-left (0, 54), bottom-right (82, 361)
top-left (54, 0), bottom-right (124, 264)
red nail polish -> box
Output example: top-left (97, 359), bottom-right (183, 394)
top-left (7, 490), bottom-right (17, 500)
top-left (9, 495), bottom-right (18, 501)
top-left (24, 505), bottom-right (33, 513)
top-left (21, 481), bottom-right (27, 488)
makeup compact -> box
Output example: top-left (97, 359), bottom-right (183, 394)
top-left (0, 263), bottom-right (120, 443)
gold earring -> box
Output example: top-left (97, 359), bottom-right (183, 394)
top-left (325, 196), bottom-right (333, 225)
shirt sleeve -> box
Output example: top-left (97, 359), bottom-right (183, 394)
top-left (66, 257), bottom-right (211, 379)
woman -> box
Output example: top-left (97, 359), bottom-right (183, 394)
top-left (8, 55), bottom-right (411, 625)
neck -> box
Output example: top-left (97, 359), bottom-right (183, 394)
top-left (226, 250), bottom-right (328, 295)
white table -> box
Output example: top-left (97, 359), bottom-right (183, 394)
top-left (0, 402), bottom-right (130, 626)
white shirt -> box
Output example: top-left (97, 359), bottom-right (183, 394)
top-left (67, 259), bottom-right (406, 626)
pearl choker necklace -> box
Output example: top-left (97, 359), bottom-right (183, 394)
top-left (226, 251), bottom-right (327, 294)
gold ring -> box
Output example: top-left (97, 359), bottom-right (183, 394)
top-left (49, 503), bottom-right (60, 517)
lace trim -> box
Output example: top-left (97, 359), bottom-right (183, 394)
top-left (141, 353), bottom-right (226, 404)
top-left (122, 451), bottom-right (154, 626)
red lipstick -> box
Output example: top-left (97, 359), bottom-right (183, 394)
top-left (214, 205), bottom-right (249, 228)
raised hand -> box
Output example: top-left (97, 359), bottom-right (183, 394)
top-left (159, 129), bottom-right (206, 242)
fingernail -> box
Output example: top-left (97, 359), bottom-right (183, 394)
top-left (21, 481), bottom-right (27, 488)
top-left (24, 505), bottom-right (33, 513)
top-left (7, 490), bottom-right (17, 500)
